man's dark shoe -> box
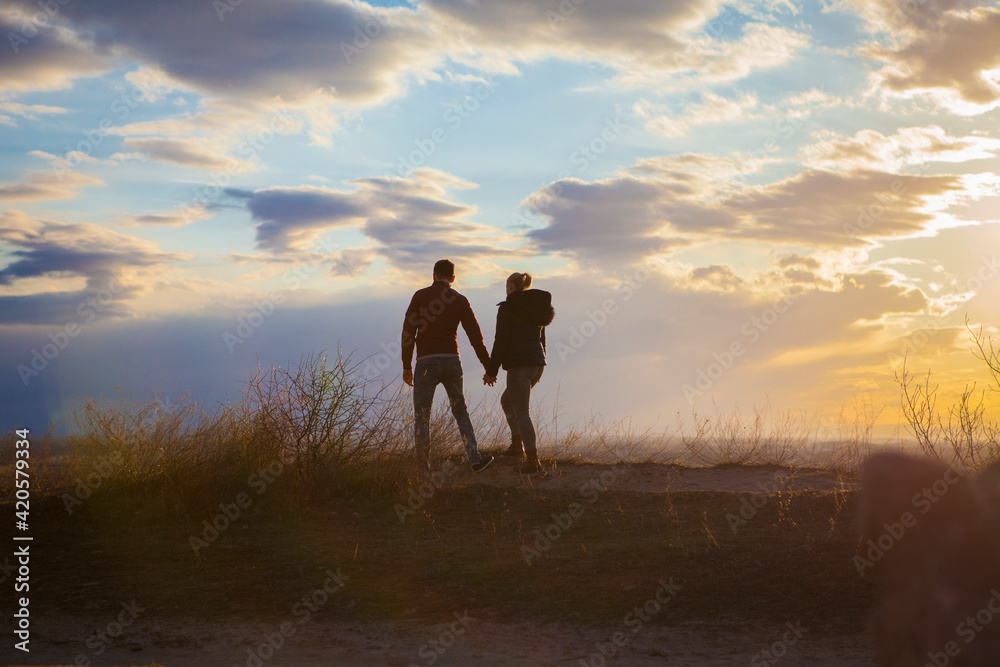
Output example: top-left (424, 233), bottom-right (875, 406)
top-left (472, 454), bottom-right (495, 473)
top-left (502, 434), bottom-right (524, 458)
top-left (518, 456), bottom-right (541, 474)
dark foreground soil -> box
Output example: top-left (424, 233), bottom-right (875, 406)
top-left (1, 461), bottom-right (878, 666)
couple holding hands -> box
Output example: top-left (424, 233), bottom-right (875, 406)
top-left (401, 259), bottom-right (555, 475)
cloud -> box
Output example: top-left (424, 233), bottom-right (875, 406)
top-left (635, 91), bottom-right (762, 138)
top-left (31, 0), bottom-right (440, 106)
top-left (776, 253), bottom-right (821, 271)
top-left (522, 132), bottom-right (1000, 265)
top-left (28, 149), bottom-right (97, 166)
top-left (635, 85), bottom-right (845, 141)
top-left (0, 102), bottom-right (66, 125)
top-left (687, 264), bottom-right (745, 292)
top-left (108, 99), bottom-right (305, 170)
top-left (426, 0), bottom-right (720, 59)
top-left (428, 1), bottom-right (809, 90)
top-left (727, 168), bottom-right (967, 244)
top-left (761, 253), bottom-right (838, 290)
top-left (530, 168), bottom-right (943, 261)
top-left (851, 1), bottom-right (1000, 114)
top-left (802, 126), bottom-right (1000, 172)
top-left (351, 171), bottom-right (507, 270)
top-left (662, 22), bottom-right (810, 88)
top-left (749, 269), bottom-right (932, 377)
top-left (524, 176), bottom-right (706, 264)
top-left (0, 169), bottom-right (103, 202)
top-left (631, 150), bottom-right (779, 198)
top-left (239, 186), bottom-right (366, 253)
top-left (235, 168), bottom-right (514, 272)
top-left (121, 137), bottom-right (254, 172)
top-left (117, 205), bottom-right (213, 228)
top-left (0, 8), bottom-right (108, 93)
top-left (329, 248), bottom-right (376, 277)
top-left (3, 0), bottom-right (811, 116)
top-left (0, 210), bottom-right (188, 323)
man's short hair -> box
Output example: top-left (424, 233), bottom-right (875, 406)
top-left (433, 259), bottom-right (455, 279)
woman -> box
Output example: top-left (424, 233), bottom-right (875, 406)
top-left (484, 272), bottom-right (555, 474)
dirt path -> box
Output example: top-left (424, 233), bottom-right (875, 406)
top-left (6, 462), bottom-right (873, 667)
top-left (15, 616), bottom-right (877, 666)
top-left (458, 459), bottom-right (858, 494)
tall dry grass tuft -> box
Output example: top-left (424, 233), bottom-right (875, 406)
top-left (69, 390), bottom-right (271, 508)
top-left (896, 320), bottom-right (1000, 470)
top-left (678, 403), bottom-right (810, 467)
top-left (824, 391), bottom-right (884, 475)
top-left (63, 350), bottom-right (424, 509)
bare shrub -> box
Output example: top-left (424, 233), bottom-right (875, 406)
top-left (243, 351), bottom-right (396, 484)
top-left (895, 320), bottom-right (1000, 470)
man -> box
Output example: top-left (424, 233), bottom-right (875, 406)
top-left (402, 259), bottom-right (494, 474)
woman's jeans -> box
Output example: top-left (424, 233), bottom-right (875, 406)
top-left (500, 365), bottom-right (544, 457)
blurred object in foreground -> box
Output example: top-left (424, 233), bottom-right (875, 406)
top-left (860, 451), bottom-right (1000, 666)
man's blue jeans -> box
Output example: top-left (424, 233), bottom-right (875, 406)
top-left (413, 356), bottom-right (482, 470)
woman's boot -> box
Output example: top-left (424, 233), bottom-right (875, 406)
top-left (502, 434), bottom-right (524, 458)
top-left (518, 453), bottom-right (540, 474)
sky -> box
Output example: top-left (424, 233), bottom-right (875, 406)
top-left (1, 0), bottom-right (999, 439)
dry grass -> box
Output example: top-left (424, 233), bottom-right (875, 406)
top-left (22, 351), bottom-right (424, 509)
top-left (0, 426), bottom-right (62, 502)
top-left (0, 359), bottom-right (879, 507)
top-left (678, 403), bottom-right (811, 468)
top-left (8, 323), bottom-right (1000, 509)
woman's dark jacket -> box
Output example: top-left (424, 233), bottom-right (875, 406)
top-left (486, 288), bottom-right (555, 376)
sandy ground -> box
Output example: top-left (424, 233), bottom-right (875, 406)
top-left (5, 463), bottom-right (874, 667)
